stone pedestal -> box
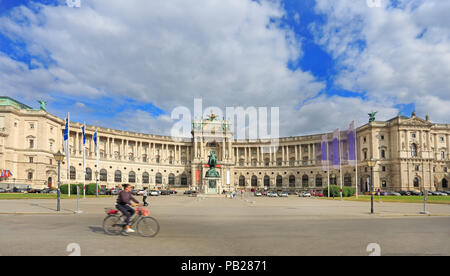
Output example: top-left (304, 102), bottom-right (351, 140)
top-left (202, 177), bottom-right (221, 194)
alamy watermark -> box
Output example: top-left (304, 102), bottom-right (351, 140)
top-left (170, 98), bottom-right (280, 152)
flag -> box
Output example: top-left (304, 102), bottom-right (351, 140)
top-left (81, 124), bottom-right (86, 174)
top-left (332, 129), bottom-right (340, 169)
top-left (63, 114), bottom-right (70, 179)
top-left (321, 134), bottom-right (329, 171)
top-left (93, 130), bottom-right (99, 182)
top-left (348, 121), bottom-right (356, 166)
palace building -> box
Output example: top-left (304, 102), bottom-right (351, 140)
top-left (0, 96), bottom-right (449, 193)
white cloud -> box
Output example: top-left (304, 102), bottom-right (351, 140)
top-left (312, 0), bottom-right (450, 123)
top-left (0, 0), bottom-right (330, 136)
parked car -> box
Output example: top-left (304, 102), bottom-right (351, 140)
top-left (111, 189), bottom-right (120, 195)
top-left (280, 191), bottom-right (289, 197)
top-left (315, 192), bottom-right (324, 197)
top-left (432, 191), bottom-right (447, 196)
top-left (268, 192), bottom-right (278, 197)
top-left (399, 191), bottom-right (411, 196)
top-left (150, 190), bottom-right (160, 196)
top-left (184, 190), bottom-right (192, 195)
top-left (255, 191), bottom-right (262, 197)
top-left (48, 189), bottom-right (57, 194)
top-left (169, 190), bottom-right (177, 195)
top-left (409, 191), bottom-right (422, 196)
top-left (0, 188), bottom-right (6, 193)
top-left (300, 192), bottom-right (311, 197)
top-left (442, 191), bottom-right (450, 195)
top-left (160, 190), bottom-right (170, 195)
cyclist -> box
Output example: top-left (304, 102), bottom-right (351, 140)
top-left (116, 184), bottom-right (139, 233)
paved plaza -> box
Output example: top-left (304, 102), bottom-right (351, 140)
top-left (0, 195), bottom-right (449, 256)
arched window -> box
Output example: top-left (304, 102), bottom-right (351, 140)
top-left (239, 176), bottom-right (245, 187)
top-left (411, 143), bottom-right (418, 157)
top-left (264, 175), bottom-right (270, 187)
top-left (289, 175), bottom-right (295, 187)
top-left (85, 168), bottom-right (92, 181)
top-left (168, 173), bottom-right (175, 185)
top-left (413, 177), bottom-right (420, 187)
top-left (251, 176), bottom-right (258, 187)
top-left (142, 172), bottom-right (149, 184)
top-left (100, 169), bottom-right (107, 182)
top-left (155, 173), bottom-right (162, 185)
top-left (114, 170), bottom-right (122, 183)
top-left (70, 166), bottom-right (76, 180)
top-left (302, 174), bottom-right (309, 187)
top-left (276, 175), bottom-right (282, 187)
top-left (316, 175), bottom-right (323, 187)
top-left (443, 179), bottom-right (448, 188)
top-left (344, 174), bottom-right (352, 187)
top-left (181, 174), bottom-right (188, 186)
top-left (129, 171), bottom-right (136, 183)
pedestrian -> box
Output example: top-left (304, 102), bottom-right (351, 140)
top-left (143, 187), bottom-right (148, 206)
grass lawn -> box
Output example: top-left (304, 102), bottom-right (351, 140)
top-left (0, 193), bottom-right (115, 200)
top-left (320, 195), bottom-right (450, 204)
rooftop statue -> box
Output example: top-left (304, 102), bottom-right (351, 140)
top-left (38, 100), bottom-right (47, 112)
top-left (368, 111), bottom-right (377, 123)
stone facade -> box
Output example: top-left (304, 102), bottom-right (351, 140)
top-left (0, 97), bottom-right (449, 192)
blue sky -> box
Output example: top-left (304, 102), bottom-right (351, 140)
top-left (0, 0), bottom-right (446, 135)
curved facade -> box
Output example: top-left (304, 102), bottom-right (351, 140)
top-left (1, 96), bottom-right (449, 193)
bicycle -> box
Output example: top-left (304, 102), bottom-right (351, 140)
top-left (103, 204), bottom-right (160, 237)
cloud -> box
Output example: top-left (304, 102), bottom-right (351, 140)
top-left (311, 0), bottom-right (450, 123)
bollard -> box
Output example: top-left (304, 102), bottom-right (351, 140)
top-left (75, 186), bottom-right (83, 214)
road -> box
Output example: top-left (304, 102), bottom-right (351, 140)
top-left (0, 196), bottom-right (449, 256)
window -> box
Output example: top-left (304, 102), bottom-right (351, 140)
top-left (413, 177), bottom-right (420, 188)
top-left (380, 149), bottom-right (386, 159)
top-left (29, 157), bottom-right (34, 163)
top-left (411, 143), bottom-right (418, 157)
top-left (344, 174), bottom-right (352, 187)
top-left (180, 174), bottom-right (187, 186)
top-left (251, 176), bottom-right (258, 187)
top-left (142, 172), bottom-right (149, 184)
top-left (444, 167), bottom-right (448, 173)
top-left (28, 172), bottom-right (33, 180)
top-left (129, 171), bottom-right (136, 183)
top-left (49, 142), bottom-right (53, 152)
top-left (29, 123), bottom-right (34, 129)
top-left (239, 176), bottom-right (245, 187)
top-left (276, 175), bottom-right (283, 187)
top-left (155, 173), bottom-right (162, 185)
top-left (443, 179), bottom-right (448, 189)
top-left (168, 173), bottom-right (175, 185)
top-left (315, 175), bottom-right (322, 187)
top-left (50, 159), bottom-right (52, 165)
top-left (14, 122), bottom-right (18, 127)
top-left (289, 175), bottom-right (296, 187)
top-left (382, 166), bottom-right (386, 172)
top-left (442, 152), bottom-right (445, 160)
top-left (114, 170), bottom-right (122, 183)
top-left (302, 175), bottom-right (309, 187)
top-left (415, 165), bottom-right (420, 171)
top-left (440, 136), bottom-right (445, 142)
top-left (70, 166), bottom-right (76, 180)
top-left (363, 137), bottom-right (367, 143)
top-left (411, 133), bottom-right (416, 139)
top-left (264, 176), bottom-right (270, 187)
top-left (100, 169), bottom-right (107, 182)
top-left (85, 168), bottom-right (92, 181)
top-left (29, 139), bottom-right (34, 149)
top-left (382, 180), bottom-right (387, 188)
top-left (381, 135), bottom-right (385, 140)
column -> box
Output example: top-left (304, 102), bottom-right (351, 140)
top-left (312, 143), bottom-right (316, 165)
top-left (434, 134), bottom-right (438, 159)
top-left (200, 138), bottom-right (204, 159)
top-left (447, 134), bottom-right (450, 159)
top-left (299, 144), bottom-right (303, 165)
top-left (257, 146), bottom-right (260, 165)
top-left (244, 147), bottom-right (248, 166)
top-left (228, 137), bottom-right (232, 160)
top-left (282, 146), bottom-right (285, 166)
top-left (295, 145), bottom-right (298, 165)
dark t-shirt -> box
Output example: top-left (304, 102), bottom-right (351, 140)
top-left (116, 190), bottom-right (139, 205)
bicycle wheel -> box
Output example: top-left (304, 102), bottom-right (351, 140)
top-left (103, 215), bottom-right (124, 235)
top-left (136, 216), bottom-right (160, 237)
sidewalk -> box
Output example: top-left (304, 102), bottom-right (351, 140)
top-left (0, 199), bottom-right (78, 215)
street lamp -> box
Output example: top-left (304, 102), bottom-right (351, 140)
top-left (367, 159), bottom-right (377, 214)
top-left (53, 150), bottom-right (65, 212)
top-left (95, 170), bottom-right (99, 198)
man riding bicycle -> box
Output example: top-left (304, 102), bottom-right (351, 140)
top-left (116, 184), bottom-right (139, 233)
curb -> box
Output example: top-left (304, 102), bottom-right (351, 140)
top-left (0, 211), bottom-right (77, 215)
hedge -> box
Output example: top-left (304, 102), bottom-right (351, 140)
top-left (323, 185), bottom-right (355, 197)
top-left (60, 183), bottom-right (99, 195)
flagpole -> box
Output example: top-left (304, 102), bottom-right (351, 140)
top-left (327, 136), bottom-right (330, 198)
top-left (355, 121), bottom-right (358, 199)
top-left (83, 122), bottom-right (86, 199)
top-left (339, 129), bottom-right (343, 201)
top-left (96, 129), bottom-right (99, 197)
top-left (67, 113), bottom-right (71, 198)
